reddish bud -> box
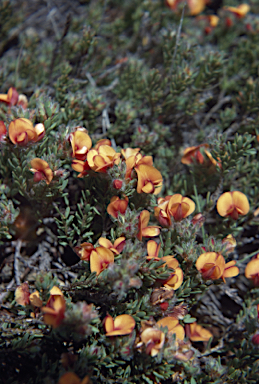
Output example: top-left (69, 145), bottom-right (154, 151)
top-left (252, 333), bottom-right (259, 345)
top-left (113, 179), bottom-right (123, 189)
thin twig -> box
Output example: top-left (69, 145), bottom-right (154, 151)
top-left (14, 239), bottom-right (23, 286)
top-left (169, 4), bottom-right (186, 77)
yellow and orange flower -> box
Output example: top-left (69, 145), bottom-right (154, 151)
top-left (166, 0), bottom-right (208, 15)
top-left (224, 4), bottom-right (250, 18)
top-left (29, 290), bottom-right (43, 307)
top-left (157, 316), bottom-right (185, 340)
top-left (186, 322), bottom-right (213, 342)
top-left (121, 147), bottom-right (153, 180)
top-left (135, 164), bottom-right (163, 195)
top-left (222, 260), bottom-right (239, 283)
top-left (161, 256), bottom-right (184, 290)
top-left (15, 282), bottom-right (30, 306)
top-left (107, 196), bottom-right (128, 219)
top-left (140, 327), bottom-right (165, 356)
top-left (8, 118), bottom-right (45, 145)
top-left (138, 210), bottom-right (160, 241)
top-left (77, 242), bottom-right (95, 261)
top-left (71, 159), bottom-right (91, 178)
top-left (98, 237), bottom-right (126, 254)
top-left (0, 87), bottom-right (19, 106)
top-left (222, 234), bottom-right (236, 254)
top-left (58, 372), bottom-right (91, 384)
top-left (196, 252), bottom-right (225, 280)
top-left (41, 286), bottom-right (66, 328)
top-left (196, 252), bottom-right (239, 281)
top-left (0, 121), bottom-right (7, 141)
top-left (155, 194), bottom-right (195, 225)
top-left (146, 240), bottom-right (161, 260)
top-left (181, 144), bottom-right (218, 166)
top-left (30, 158), bottom-right (53, 184)
top-left (69, 128), bottom-right (92, 161)
top-left (95, 138), bottom-right (111, 149)
top-left (216, 191), bottom-right (250, 220)
top-left (104, 313), bottom-right (135, 336)
top-left (90, 247), bottom-right (114, 275)
top-left (245, 254), bottom-right (259, 286)
top-left (87, 145), bottom-right (120, 173)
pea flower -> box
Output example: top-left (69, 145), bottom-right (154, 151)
top-left (222, 234), bottom-right (236, 254)
top-left (41, 286), bottom-right (66, 328)
top-left (98, 236), bottom-right (126, 254)
top-left (181, 144), bottom-right (210, 165)
top-left (58, 372), bottom-right (91, 384)
top-left (196, 252), bottom-right (225, 280)
top-left (15, 282), bottom-right (30, 306)
top-left (0, 87), bottom-right (19, 106)
top-left (140, 327), bottom-right (165, 356)
top-left (155, 194), bottom-right (195, 225)
top-left (161, 256), bottom-right (184, 290)
top-left (224, 4), bottom-right (250, 18)
top-left (146, 240), bottom-right (161, 260)
top-left (157, 316), bottom-right (185, 340)
top-left (107, 196), bottom-right (128, 218)
top-left (216, 191), bottom-right (250, 219)
top-left (137, 210), bottom-right (160, 241)
top-left (90, 247), bottom-right (114, 275)
top-left (72, 159), bottom-right (91, 178)
top-left (87, 145), bottom-right (120, 172)
top-left (0, 121), bottom-right (7, 141)
top-left (30, 158), bottom-right (53, 184)
top-left (166, 0), bottom-right (208, 16)
top-left (121, 147), bottom-right (153, 180)
top-left (29, 290), bottom-right (43, 307)
top-left (77, 242), bottom-right (95, 261)
top-left (8, 118), bottom-right (45, 145)
top-left (135, 164), bottom-right (163, 195)
top-left (104, 313), bottom-right (135, 336)
top-left (196, 252), bottom-right (239, 281)
top-left (186, 322), bottom-right (213, 342)
top-left (69, 128), bottom-right (92, 161)
top-left (245, 254), bottom-right (259, 286)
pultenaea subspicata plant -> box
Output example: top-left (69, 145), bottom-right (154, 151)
top-left (1, 1), bottom-right (259, 383)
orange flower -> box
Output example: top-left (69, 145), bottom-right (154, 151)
top-left (71, 159), bottom-right (91, 177)
top-left (167, 194), bottom-right (195, 222)
top-left (30, 158), bottom-right (53, 184)
top-left (138, 210), bottom-right (160, 241)
top-left (140, 327), bottom-right (165, 356)
top-left (135, 164), bottom-right (163, 195)
top-left (161, 256), bottom-right (184, 290)
top-left (107, 196), bottom-right (128, 219)
top-left (224, 4), bottom-right (250, 18)
top-left (104, 313), bottom-right (135, 336)
top-left (90, 247), bottom-right (114, 275)
top-left (15, 282), bottom-right (30, 306)
top-left (0, 121), bottom-right (7, 141)
top-left (187, 0), bottom-right (207, 15)
top-left (98, 237), bottom-right (126, 254)
top-left (216, 191), bottom-right (250, 220)
top-left (0, 87), bottom-right (19, 106)
top-left (95, 138), bottom-right (111, 149)
top-left (155, 194), bottom-right (195, 225)
top-left (69, 128), bottom-right (92, 161)
top-left (245, 255), bottom-right (259, 286)
top-left (77, 242), bottom-right (95, 261)
top-left (146, 240), bottom-right (161, 260)
top-left (181, 144), bottom-right (218, 166)
top-left (222, 260), bottom-right (239, 283)
top-left (58, 372), bottom-right (91, 384)
top-left (41, 286), bottom-right (66, 328)
top-left (87, 145), bottom-right (120, 172)
top-left (196, 252), bottom-right (225, 280)
top-left (186, 322), bottom-right (213, 342)
top-left (8, 118), bottom-right (45, 145)
top-left (121, 148), bottom-right (153, 180)
top-left (222, 234), bottom-right (236, 254)
top-left (157, 316), bottom-right (185, 340)
top-left (29, 290), bottom-right (43, 307)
